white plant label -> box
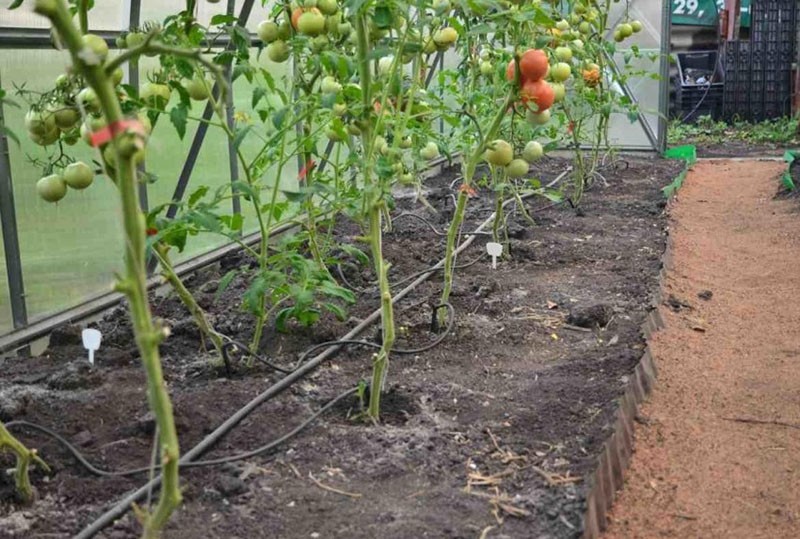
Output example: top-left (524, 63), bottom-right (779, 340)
top-left (486, 242), bottom-right (503, 269)
top-left (82, 328), bottom-right (102, 366)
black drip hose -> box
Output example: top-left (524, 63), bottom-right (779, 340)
top-left (221, 302), bottom-right (455, 376)
top-left (8, 304), bottom-right (455, 480)
top-left (5, 387), bottom-right (357, 477)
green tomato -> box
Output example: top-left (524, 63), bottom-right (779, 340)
top-left (62, 128), bottom-right (80, 146)
top-left (25, 109), bottom-right (56, 135)
top-left (572, 39), bottom-right (584, 50)
top-left (420, 141), bottom-right (439, 160)
top-left (111, 67), bottom-right (124, 86)
top-left (36, 174), bottom-right (67, 203)
top-left (378, 56), bottom-right (394, 76)
top-left (399, 136), bottom-right (412, 149)
top-left (278, 21), bottom-right (292, 40)
top-left (115, 36), bottom-right (128, 48)
top-left (82, 34), bottom-right (109, 63)
top-left (337, 21), bottom-right (352, 37)
top-left (479, 61), bottom-right (493, 76)
top-left (485, 139), bottom-right (513, 166)
top-left (77, 87), bottom-right (101, 113)
top-left (186, 78), bottom-right (211, 101)
top-left (433, 27), bottom-right (458, 48)
top-left (619, 23), bottom-right (633, 38)
top-left (526, 108), bottom-right (551, 125)
top-left (579, 21), bottom-right (591, 34)
top-left (555, 19), bottom-right (570, 31)
top-left (140, 82), bottom-right (171, 107)
top-left (55, 74), bottom-right (70, 88)
top-left (326, 127), bottom-right (345, 142)
top-left (63, 161), bottom-right (94, 190)
top-left (317, 0), bottom-right (338, 15)
top-left (551, 62), bottom-right (572, 82)
top-left (297, 11), bottom-right (326, 36)
top-left (347, 122), bottom-right (362, 136)
top-left (432, 0), bottom-right (451, 14)
top-left (551, 82), bottom-right (566, 102)
top-left (374, 135), bottom-right (389, 155)
top-left (555, 46), bottom-right (573, 62)
top-left (630, 20), bottom-right (643, 33)
top-left (332, 103), bottom-right (347, 116)
top-left (311, 34), bottom-right (329, 52)
top-left (320, 76), bottom-right (342, 94)
top-left (266, 40), bottom-right (290, 63)
top-left (505, 158), bottom-right (529, 178)
top-left (613, 30), bottom-right (624, 42)
top-left (126, 32), bottom-right (146, 48)
top-left (399, 172), bottom-right (415, 185)
top-left (29, 127), bottom-right (60, 146)
top-left (257, 21), bottom-right (280, 43)
top-left (53, 105), bottom-right (80, 130)
top-left (522, 141), bottom-right (544, 163)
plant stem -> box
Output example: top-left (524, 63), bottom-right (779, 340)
top-left (36, 1), bottom-right (182, 534)
top-left (0, 421), bottom-right (50, 504)
top-left (153, 243), bottom-right (224, 362)
top-left (439, 89), bottom-right (516, 312)
top-left (353, 12), bottom-right (395, 421)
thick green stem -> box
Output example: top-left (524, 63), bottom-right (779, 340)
top-left (366, 206), bottom-right (395, 420)
top-left (36, 1), bottom-right (181, 535)
top-left (439, 90), bottom-right (516, 310)
top-left (0, 421), bottom-right (50, 503)
top-left (154, 244), bottom-right (224, 362)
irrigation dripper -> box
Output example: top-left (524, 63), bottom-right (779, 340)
top-left (81, 328), bottom-right (102, 366)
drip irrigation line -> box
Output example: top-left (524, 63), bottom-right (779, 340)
top-left (221, 303), bottom-right (455, 375)
top-left (335, 253), bottom-right (487, 295)
top-left (5, 387), bottom-right (357, 477)
top-left (73, 165), bottom-right (573, 539)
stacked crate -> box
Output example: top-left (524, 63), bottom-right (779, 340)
top-left (723, 0), bottom-right (797, 121)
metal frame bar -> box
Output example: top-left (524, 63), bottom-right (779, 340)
top-left (0, 72), bottom-right (28, 330)
top-left (658, 0), bottom-right (671, 153)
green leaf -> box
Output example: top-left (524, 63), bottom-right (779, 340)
top-left (188, 185), bottom-right (209, 207)
top-left (0, 125), bottom-right (20, 146)
top-left (216, 269), bottom-right (238, 301)
top-left (320, 280), bottom-right (356, 303)
top-left (339, 244), bottom-right (369, 265)
top-left (8, 0), bottom-right (23, 9)
top-left (373, 5), bottom-right (393, 29)
top-left (251, 86), bottom-right (268, 109)
top-left (231, 180), bottom-right (257, 200)
top-left (233, 124), bottom-right (252, 151)
top-left (323, 302), bottom-right (347, 321)
top-left (211, 14), bottom-right (237, 25)
top-left (169, 103), bottom-right (189, 139)
top-left (275, 307), bottom-right (292, 332)
top-left (243, 277), bottom-right (268, 316)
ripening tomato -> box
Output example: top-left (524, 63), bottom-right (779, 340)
top-left (484, 139), bottom-right (513, 166)
top-left (519, 49), bottom-right (549, 81)
top-left (520, 79), bottom-right (555, 112)
top-left (505, 158), bottom-right (529, 178)
top-left (63, 161), bottom-right (94, 190)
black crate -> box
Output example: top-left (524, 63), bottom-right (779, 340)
top-left (723, 0), bottom-right (796, 122)
top-left (675, 51), bottom-right (724, 122)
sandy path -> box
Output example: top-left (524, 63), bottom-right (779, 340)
top-left (604, 159), bottom-right (800, 538)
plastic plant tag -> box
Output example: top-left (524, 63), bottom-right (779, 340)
top-left (82, 328), bottom-right (102, 366)
top-left (486, 242), bottom-right (503, 269)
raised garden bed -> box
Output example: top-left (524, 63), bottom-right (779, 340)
top-left (0, 155), bottom-right (682, 538)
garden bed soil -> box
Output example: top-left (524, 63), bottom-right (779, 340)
top-left (0, 155), bottom-right (682, 538)
top-left (682, 140), bottom-right (791, 158)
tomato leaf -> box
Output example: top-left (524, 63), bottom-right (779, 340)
top-left (0, 125), bottom-right (20, 147)
top-left (188, 186), bottom-right (209, 207)
top-left (323, 302), bottom-right (347, 321)
top-left (8, 0), bottom-right (23, 8)
top-left (251, 86), bottom-right (267, 109)
top-left (211, 14), bottom-right (237, 26)
top-left (233, 125), bottom-right (252, 151)
top-left (169, 103), bottom-right (189, 139)
top-left (216, 270), bottom-right (238, 301)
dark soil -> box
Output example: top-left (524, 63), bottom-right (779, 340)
top-left (0, 155), bottom-right (682, 538)
top-left (686, 140), bottom-right (791, 158)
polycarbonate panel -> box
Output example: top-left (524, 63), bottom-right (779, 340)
top-left (600, 0), bottom-right (666, 149)
top-left (139, 0), bottom-right (271, 31)
top-left (1, 49), bottom-right (125, 323)
top-left (0, 1), bottom-right (126, 30)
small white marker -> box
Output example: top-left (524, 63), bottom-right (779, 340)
top-left (486, 242), bottom-right (503, 269)
top-left (82, 328), bottom-right (102, 366)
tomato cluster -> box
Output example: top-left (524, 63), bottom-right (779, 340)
top-left (506, 49), bottom-right (556, 114)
